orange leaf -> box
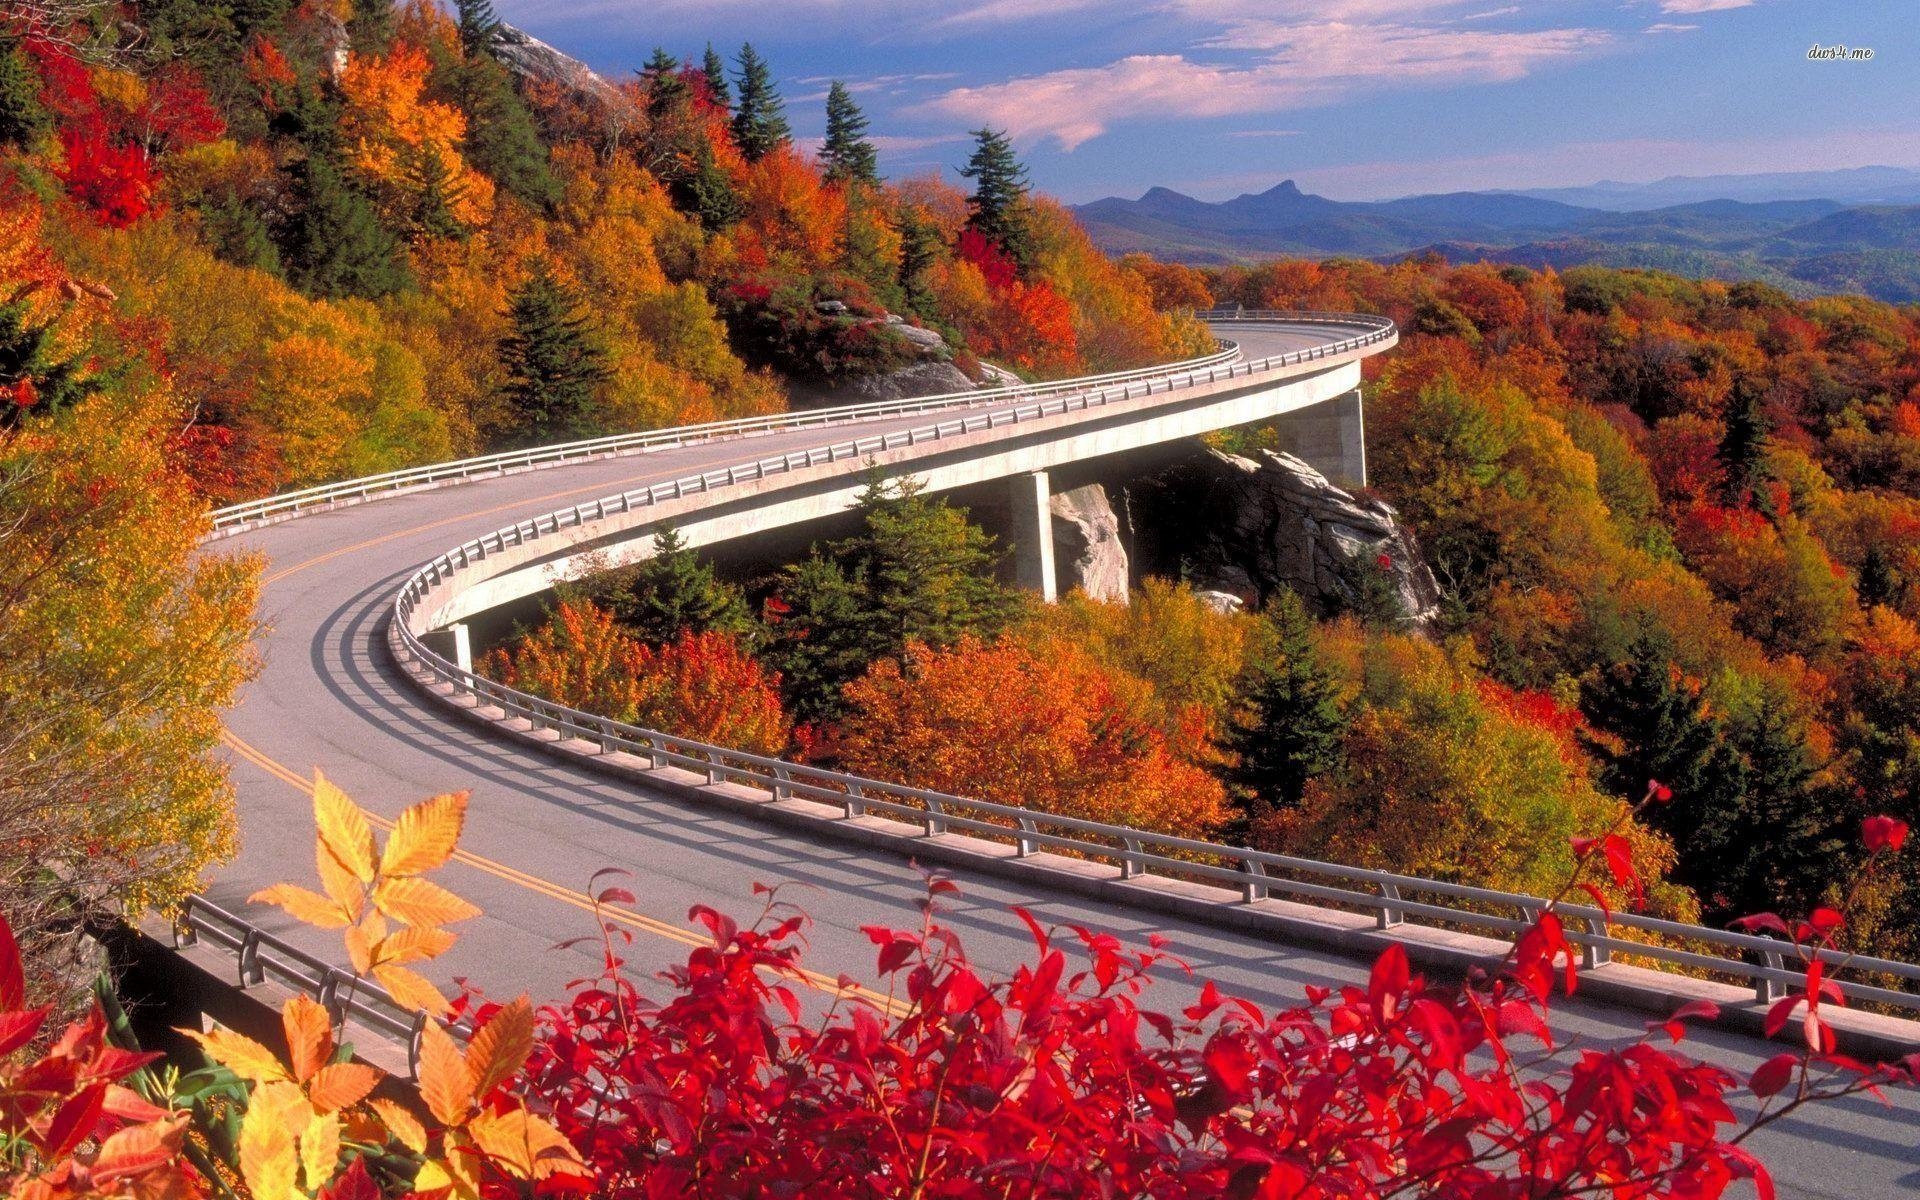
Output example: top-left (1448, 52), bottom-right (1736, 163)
top-left (466, 1106), bottom-right (582, 1180)
top-left (313, 771), bottom-right (377, 883)
top-left (249, 883), bottom-right (350, 930)
top-left (316, 842), bottom-right (369, 923)
top-left (465, 996), bottom-right (533, 1098)
top-left (282, 996), bottom-right (334, 1084)
top-left (416, 1019), bottom-right (474, 1126)
top-left (370, 1098), bottom-right (427, 1153)
top-left (379, 790), bottom-right (468, 878)
top-left (373, 926), bottom-right (457, 968)
top-left (373, 963), bottom-right (451, 1019)
top-left (307, 1062), bottom-right (381, 1113)
top-left (90, 1116), bottom-right (186, 1184)
top-left (239, 1095), bottom-right (301, 1200)
top-left (185, 1027), bottom-right (290, 1084)
top-left (372, 876), bottom-right (481, 928)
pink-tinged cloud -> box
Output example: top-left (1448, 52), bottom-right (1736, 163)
top-left (923, 22), bottom-right (1608, 150)
top-left (1657, 0), bottom-right (1752, 12)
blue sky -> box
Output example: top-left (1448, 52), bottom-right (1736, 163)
top-left (492, 0), bottom-right (1918, 203)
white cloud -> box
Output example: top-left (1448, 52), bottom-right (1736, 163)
top-left (1657, 0), bottom-right (1752, 11)
top-left (1643, 22), bottom-right (1698, 33)
top-left (1229, 129), bottom-right (1306, 138)
top-left (924, 21), bottom-right (1608, 150)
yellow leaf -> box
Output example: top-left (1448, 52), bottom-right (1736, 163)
top-left (313, 771), bottom-right (378, 883)
top-left (238, 1094), bottom-right (300, 1200)
top-left (307, 1062), bottom-right (381, 1113)
top-left (282, 996), bottom-right (334, 1085)
top-left (248, 883), bottom-right (350, 930)
top-left (380, 790), bottom-right (468, 878)
top-left (299, 1109), bottom-right (341, 1191)
top-left (465, 996), bottom-right (533, 1098)
top-left (372, 875), bottom-right (481, 928)
top-left (185, 1028), bottom-right (290, 1085)
top-left (374, 925), bottom-right (457, 968)
top-left (316, 842), bottom-right (369, 923)
top-left (465, 1107), bottom-right (572, 1180)
top-left (344, 921), bottom-right (376, 976)
top-left (369, 1098), bottom-right (426, 1154)
top-left (416, 1018), bottom-right (474, 1126)
top-left (373, 963), bottom-right (451, 1019)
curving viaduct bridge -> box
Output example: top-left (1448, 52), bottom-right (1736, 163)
top-left (194, 316), bottom-right (1919, 1197)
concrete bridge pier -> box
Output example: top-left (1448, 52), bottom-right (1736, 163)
top-left (1274, 388), bottom-right (1367, 488)
top-left (1009, 470), bottom-right (1058, 602)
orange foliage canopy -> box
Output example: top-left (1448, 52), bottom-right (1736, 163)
top-left (828, 636), bottom-right (1229, 836)
top-left (484, 602), bottom-right (789, 756)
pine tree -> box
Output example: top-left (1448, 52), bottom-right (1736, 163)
top-left (449, 54), bottom-right (558, 208)
top-left (410, 143), bottom-right (468, 241)
top-left (0, 36), bottom-right (49, 151)
top-left (959, 127), bottom-right (1034, 270)
top-left (1582, 630), bottom-right (1731, 813)
top-left (701, 43), bottom-right (730, 109)
top-left (281, 154), bottom-right (410, 300)
top-left (897, 207), bottom-right (942, 318)
top-left (1717, 377), bottom-right (1771, 507)
top-left (578, 528), bottom-right (755, 646)
top-left (641, 47), bottom-right (687, 121)
top-left (1223, 591), bottom-right (1349, 820)
top-left (0, 295), bottom-right (109, 429)
top-left (729, 43), bottom-right (791, 163)
top-left (499, 262), bottom-right (612, 445)
top-left (1858, 544), bottom-right (1903, 611)
top-left (821, 81), bottom-right (878, 187)
top-left (766, 471), bottom-right (1019, 723)
top-left (455, 0), bottom-right (501, 60)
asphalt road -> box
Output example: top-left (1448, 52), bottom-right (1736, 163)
top-left (209, 323), bottom-right (1920, 1197)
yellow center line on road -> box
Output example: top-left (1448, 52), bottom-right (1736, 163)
top-left (219, 728), bottom-right (907, 1017)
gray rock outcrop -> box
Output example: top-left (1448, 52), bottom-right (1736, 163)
top-left (491, 24), bottom-right (626, 110)
top-left (1050, 484), bottom-right (1129, 603)
top-left (1124, 447), bottom-right (1443, 629)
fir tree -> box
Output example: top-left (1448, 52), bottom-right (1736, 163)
top-left (701, 43), bottom-right (730, 109)
top-left (766, 471), bottom-right (1019, 723)
top-left (676, 141), bottom-right (744, 230)
top-left (820, 81), bottom-right (878, 187)
top-left (959, 127), bottom-right (1034, 269)
top-left (410, 143), bottom-right (468, 241)
top-left (1717, 377), bottom-right (1771, 507)
top-left (455, 0), bottom-right (501, 59)
top-left (897, 208), bottom-right (943, 318)
top-left (448, 54), bottom-right (558, 208)
top-left (281, 154), bottom-right (410, 300)
top-left (0, 37), bottom-right (49, 151)
top-left (0, 295), bottom-right (109, 429)
top-left (1582, 631), bottom-right (1729, 813)
top-left (729, 43), bottom-right (791, 163)
top-left (1858, 544), bottom-right (1903, 611)
top-left (499, 262), bottom-right (612, 445)
top-left (1223, 591), bottom-right (1350, 820)
top-left (641, 47), bottom-right (687, 121)
top-left (572, 528), bottom-right (755, 646)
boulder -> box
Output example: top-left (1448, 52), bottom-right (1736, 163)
top-left (1125, 447), bottom-right (1443, 629)
top-left (491, 24), bottom-right (625, 110)
top-left (1049, 484), bottom-right (1130, 604)
top-left (796, 360), bottom-right (977, 406)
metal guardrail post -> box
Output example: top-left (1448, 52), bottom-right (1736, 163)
top-left (924, 798), bottom-right (947, 836)
top-left (1120, 837), bottom-right (1145, 879)
top-left (1242, 859), bottom-right (1269, 903)
top-left (1757, 950), bottom-right (1785, 1004)
top-left (844, 783), bottom-right (865, 819)
top-left (1583, 916), bottom-right (1612, 968)
top-left (1377, 882), bottom-right (1404, 929)
top-left (1016, 816), bottom-right (1038, 858)
top-left (237, 929), bottom-right (265, 987)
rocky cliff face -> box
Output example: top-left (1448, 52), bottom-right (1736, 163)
top-left (1049, 483), bottom-right (1130, 603)
top-left (491, 24), bottom-right (625, 110)
top-left (1121, 447), bottom-right (1443, 629)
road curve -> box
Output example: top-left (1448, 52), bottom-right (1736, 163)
top-left (210, 321), bottom-right (1918, 1198)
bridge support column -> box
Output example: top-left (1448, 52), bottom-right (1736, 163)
top-left (423, 623), bottom-right (474, 674)
top-left (1273, 388), bottom-right (1367, 489)
top-left (1009, 470), bottom-right (1057, 603)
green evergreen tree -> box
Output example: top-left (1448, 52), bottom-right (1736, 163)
top-left (1582, 631), bottom-right (1729, 813)
top-left (641, 47), bottom-right (688, 121)
top-left (1717, 377), bottom-right (1771, 508)
top-left (1858, 544), bottom-right (1903, 611)
top-left (200, 198), bottom-right (283, 275)
top-left (0, 295), bottom-right (110, 429)
top-left (1223, 591), bottom-right (1350, 821)
top-left (0, 37), bottom-right (49, 151)
top-left (446, 54), bottom-right (558, 208)
top-left (959, 127), bottom-right (1034, 270)
top-left (766, 471), bottom-right (1019, 723)
top-left (820, 81), bottom-right (878, 187)
top-left (455, 0), bottom-right (501, 59)
top-left (281, 154), bottom-right (410, 300)
top-left (897, 208), bottom-right (943, 318)
top-left (729, 43), bottom-right (791, 163)
top-left (498, 262), bottom-right (612, 445)
top-left (410, 143), bottom-right (468, 241)
top-left (676, 141), bottom-right (744, 230)
top-left (701, 43), bottom-right (730, 109)
top-left (569, 528), bottom-right (755, 646)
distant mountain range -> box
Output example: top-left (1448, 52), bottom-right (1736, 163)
top-left (1071, 168), bottom-right (1920, 303)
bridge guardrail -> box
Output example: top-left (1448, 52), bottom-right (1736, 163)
top-left (206, 342), bottom-right (1249, 535)
top-left (375, 310), bottom-right (1920, 1021)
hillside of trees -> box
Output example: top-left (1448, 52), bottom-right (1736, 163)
top-left (0, 0), bottom-right (1204, 504)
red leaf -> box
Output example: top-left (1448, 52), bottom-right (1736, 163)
top-left (317, 1156), bottom-right (381, 1200)
top-left (45, 1083), bottom-right (107, 1160)
top-left (0, 915), bottom-right (23, 1010)
top-left (0, 1006), bottom-right (49, 1057)
top-left (1862, 815), bottom-right (1909, 853)
top-left (1750, 1052), bottom-right (1799, 1098)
